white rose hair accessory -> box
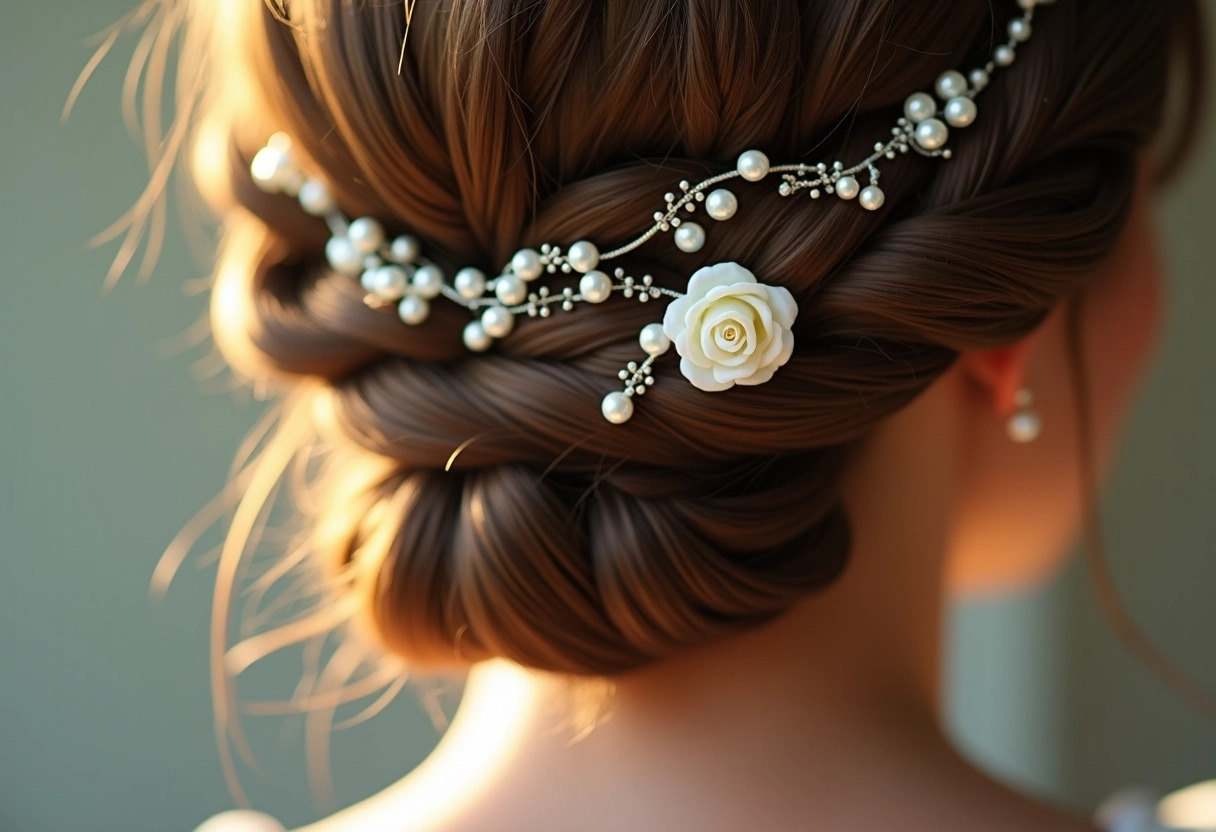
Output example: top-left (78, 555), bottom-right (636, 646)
top-left (250, 1), bottom-right (1053, 424)
top-left (662, 263), bottom-right (797, 394)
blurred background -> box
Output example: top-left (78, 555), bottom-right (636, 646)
top-left (1, 3), bottom-right (1214, 831)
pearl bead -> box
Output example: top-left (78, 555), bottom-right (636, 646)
top-left (736, 149), bottom-right (770, 181)
top-left (361, 264), bottom-right (408, 301)
top-left (835, 175), bottom-right (860, 200)
top-left (935, 70), bottom-right (968, 100)
top-left (298, 179), bottom-right (336, 216)
top-left (453, 267), bottom-right (486, 299)
top-left (1008, 18), bottom-right (1031, 42)
top-left (904, 92), bottom-right (936, 124)
top-left (396, 294), bottom-right (430, 326)
top-left (511, 248), bottom-right (544, 281)
top-left (494, 274), bottom-right (528, 305)
top-left (411, 264), bottom-right (444, 299)
top-left (638, 323), bottom-right (671, 357)
top-left (968, 68), bottom-right (989, 90)
top-left (914, 118), bottom-right (950, 151)
top-left (462, 321), bottom-right (492, 352)
top-left (249, 145), bottom-right (284, 187)
top-left (480, 305), bottom-right (515, 338)
top-left (994, 45), bottom-right (1015, 67)
top-left (859, 185), bottom-right (885, 212)
top-left (674, 222), bottom-right (706, 253)
top-left (600, 391), bottom-right (634, 425)
top-left (325, 235), bottom-right (363, 276)
top-left (347, 217), bottom-right (385, 254)
top-left (565, 240), bottom-right (600, 273)
top-left (250, 145), bottom-right (294, 192)
top-left (390, 235), bottom-right (421, 263)
top-left (944, 96), bottom-right (978, 128)
top-left (705, 188), bottom-right (738, 221)
top-left (579, 270), bottom-right (612, 303)
top-left (1007, 409), bottom-right (1042, 443)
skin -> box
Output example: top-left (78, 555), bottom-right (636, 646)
top-left (295, 169), bottom-right (1164, 832)
top-left (947, 164), bottom-right (1164, 594)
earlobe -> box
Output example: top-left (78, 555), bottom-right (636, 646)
top-left (958, 335), bottom-right (1039, 416)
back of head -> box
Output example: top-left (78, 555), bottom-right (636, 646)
top-left (185, 0), bottom-right (1201, 676)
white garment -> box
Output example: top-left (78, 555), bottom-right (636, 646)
top-left (193, 810), bottom-right (285, 832)
top-left (1098, 789), bottom-right (1177, 832)
top-left (194, 784), bottom-right (1216, 832)
top-left (1098, 782), bottom-right (1216, 832)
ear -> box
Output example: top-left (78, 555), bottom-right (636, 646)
top-left (957, 334), bottom-right (1040, 415)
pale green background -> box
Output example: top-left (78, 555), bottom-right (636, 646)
top-left (1, 3), bottom-right (1213, 831)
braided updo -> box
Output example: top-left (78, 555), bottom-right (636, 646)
top-left (185, 0), bottom-right (1201, 677)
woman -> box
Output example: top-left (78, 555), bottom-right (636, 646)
top-left (152, 0), bottom-right (1211, 829)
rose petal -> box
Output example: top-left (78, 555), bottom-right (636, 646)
top-left (674, 325), bottom-right (702, 367)
top-left (776, 331), bottom-right (794, 366)
top-left (702, 298), bottom-right (755, 327)
top-left (752, 330), bottom-right (795, 377)
top-left (755, 329), bottom-right (784, 368)
top-left (712, 321), bottom-right (746, 353)
top-left (674, 297), bottom-right (715, 367)
top-left (736, 292), bottom-right (774, 341)
top-left (734, 332), bottom-right (793, 387)
top-left (700, 321), bottom-right (734, 364)
top-left (662, 293), bottom-right (694, 342)
top-left (685, 262), bottom-right (758, 298)
top-left (703, 301), bottom-right (759, 363)
top-left (680, 356), bottom-right (735, 391)
top-left (765, 285), bottom-right (798, 328)
top-left (701, 318), bottom-right (752, 366)
top-left (731, 362), bottom-right (777, 386)
top-left (707, 322), bottom-right (755, 366)
top-left (703, 281), bottom-right (772, 307)
top-left (713, 356), bottom-right (765, 384)
top-left (732, 300), bottom-right (766, 356)
top-left (704, 299), bottom-right (756, 333)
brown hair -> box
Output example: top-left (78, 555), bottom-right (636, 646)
top-left (177, 0), bottom-right (1209, 670)
top-left (117, 0), bottom-right (1205, 790)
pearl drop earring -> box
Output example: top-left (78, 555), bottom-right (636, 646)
top-left (1006, 387), bottom-right (1042, 443)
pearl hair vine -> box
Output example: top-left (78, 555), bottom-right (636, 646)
top-left (251, 0), bottom-right (1052, 425)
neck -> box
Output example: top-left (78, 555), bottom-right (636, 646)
top-left (594, 382), bottom-right (954, 753)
